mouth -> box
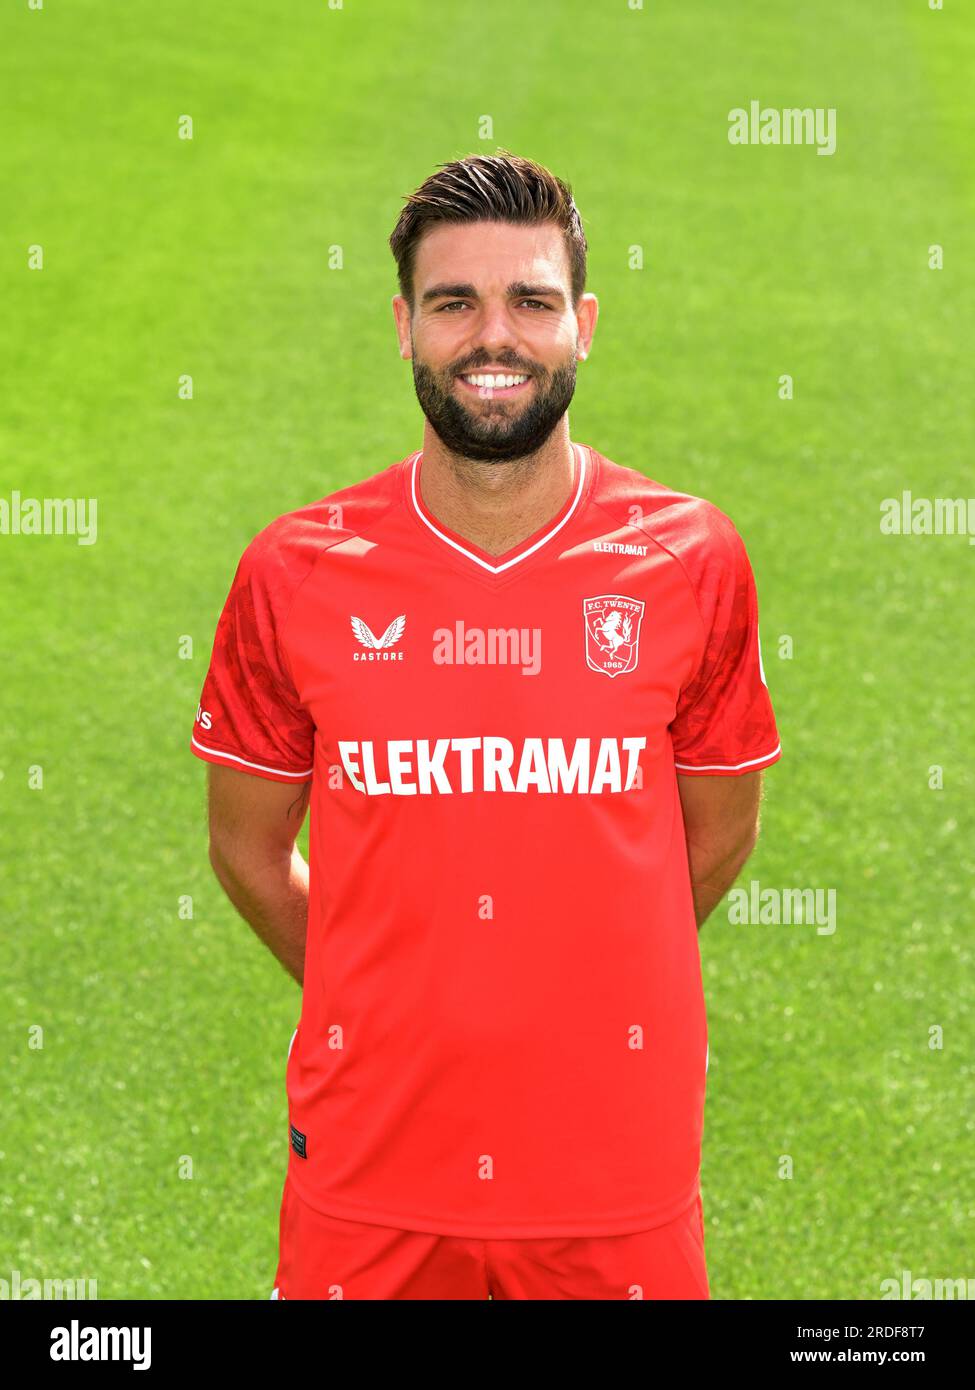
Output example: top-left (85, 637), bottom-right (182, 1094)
top-left (455, 370), bottom-right (533, 399)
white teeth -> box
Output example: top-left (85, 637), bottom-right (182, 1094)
top-left (462, 373), bottom-right (529, 389)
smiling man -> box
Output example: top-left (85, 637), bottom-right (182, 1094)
top-left (191, 151), bottom-right (781, 1301)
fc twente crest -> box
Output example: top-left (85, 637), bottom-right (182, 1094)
top-left (583, 594), bottom-right (645, 678)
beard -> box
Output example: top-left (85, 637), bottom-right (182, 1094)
top-left (410, 347), bottom-right (578, 463)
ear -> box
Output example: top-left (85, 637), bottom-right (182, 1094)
top-left (575, 292), bottom-right (599, 361)
top-left (392, 295), bottom-right (413, 360)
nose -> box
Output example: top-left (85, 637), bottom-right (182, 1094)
top-left (467, 303), bottom-right (526, 368)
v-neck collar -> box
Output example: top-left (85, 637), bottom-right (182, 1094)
top-left (404, 442), bottom-right (593, 578)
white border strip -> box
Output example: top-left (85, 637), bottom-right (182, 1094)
top-left (191, 735), bottom-right (313, 779)
top-left (675, 744), bottom-right (782, 773)
top-left (410, 443), bottom-right (586, 574)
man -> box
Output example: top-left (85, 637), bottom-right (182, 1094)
top-left (191, 151), bottom-right (781, 1300)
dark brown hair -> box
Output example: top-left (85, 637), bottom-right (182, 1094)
top-left (389, 149), bottom-right (588, 311)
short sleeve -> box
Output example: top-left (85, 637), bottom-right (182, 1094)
top-left (670, 521), bottom-right (781, 776)
top-left (190, 536), bottom-right (315, 784)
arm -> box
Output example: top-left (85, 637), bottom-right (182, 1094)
top-left (677, 769), bottom-right (764, 929)
top-left (206, 764), bottom-right (312, 985)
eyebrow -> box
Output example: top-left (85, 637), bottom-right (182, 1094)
top-left (421, 281), bottom-right (567, 307)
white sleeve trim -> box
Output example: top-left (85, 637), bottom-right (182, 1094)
top-left (191, 735), bottom-right (313, 779)
top-left (675, 744), bottom-right (781, 773)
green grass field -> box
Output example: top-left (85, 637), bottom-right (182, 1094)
top-left (2, 0), bottom-right (972, 1299)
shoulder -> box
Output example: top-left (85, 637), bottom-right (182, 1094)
top-left (589, 449), bottom-right (749, 583)
top-left (234, 458), bottom-right (405, 596)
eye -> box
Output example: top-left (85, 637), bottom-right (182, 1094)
top-left (520, 299), bottom-right (549, 310)
top-left (438, 301), bottom-right (471, 312)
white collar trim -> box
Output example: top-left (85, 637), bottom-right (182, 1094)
top-left (409, 443), bottom-right (587, 574)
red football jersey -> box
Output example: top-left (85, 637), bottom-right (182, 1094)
top-left (191, 443), bottom-right (781, 1238)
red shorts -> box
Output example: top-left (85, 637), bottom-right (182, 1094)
top-left (272, 1178), bottom-right (709, 1300)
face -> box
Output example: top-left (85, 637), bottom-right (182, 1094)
top-left (393, 220), bottom-right (597, 462)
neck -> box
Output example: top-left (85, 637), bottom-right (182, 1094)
top-left (416, 423), bottom-right (577, 557)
